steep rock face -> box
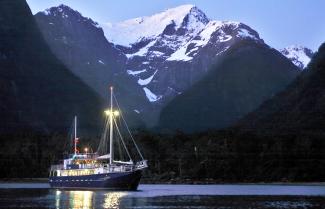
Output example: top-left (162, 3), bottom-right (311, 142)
top-left (238, 42), bottom-right (325, 135)
top-left (280, 45), bottom-right (313, 70)
top-left (158, 41), bottom-right (299, 132)
top-left (35, 4), bottom-right (126, 97)
top-left (35, 5), bottom-right (148, 127)
top-left (0, 0), bottom-right (104, 134)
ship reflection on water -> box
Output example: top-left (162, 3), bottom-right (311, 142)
top-left (0, 184), bottom-right (324, 209)
top-left (55, 189), bottom-right (127, 209)
top-left (103, 192), bottom-right (128, 208)
top-left (70, 191), bottom-right (93, 208)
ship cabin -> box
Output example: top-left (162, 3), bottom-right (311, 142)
top-left (49, 153), bottom-right (140, 177)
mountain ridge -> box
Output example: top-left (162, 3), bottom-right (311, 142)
top-left (0, 0), bottom-right (104, 134)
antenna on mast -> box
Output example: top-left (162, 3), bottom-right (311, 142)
top-left (109, 86), bottom-right (114, 164)
top-left (74, 115), bottom-right (78, 155)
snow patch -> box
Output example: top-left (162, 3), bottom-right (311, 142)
top-left (143, 87), bottom-right (162, 102)
top-left (126, 40), bottom-right (156, 58)
top-left (197, 21), bottom-right (223, 45)
top-left (168, 86), bottom-right (182, 95)
top-left (187, 47), bottom-right (199, 54)
top-left (219, 35), bottom-right (232, 42)
top-left (98, 60), bottom-right (105, 65)
top-left (166, 21), bottom-right (239, 61)
top-left (134, 109), bottom-right (140, 114)
top-left (194, 21), bottom-right (238, 46)
top-left (237, 29), bottom-right (257, 40)
top-left (127, 69), bottom-right (147, 75)
top-left (149, 51), bottom-right (165, 57)
top-left (138, 70), bottom-right (158, 86)
top-left (125, 54), bottom-right (133, 59)
top-left (42, 9), bottom-right (51, 15)
top-left (280, 45), bottom-right (312, 69)
top-left (167, 45), bottom-right (193, 61)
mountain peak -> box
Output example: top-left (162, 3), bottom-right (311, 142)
top-left (280, 45), bottom-right (313, 70)
top-left (101, 4), bottom-right (209, 46)
top-left (165, 4), bottom-right (196, 13)
top-left (39, 4), bottom-right (100, 28)
top-left (41, 4), bottom-right (74, 16)
top-left (57, 4), bottom-right (72, 10)
top-left (163, 4), bottom-right (209, 25)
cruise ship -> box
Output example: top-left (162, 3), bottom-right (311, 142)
top-left (49, 87), bottom-right (148, 190)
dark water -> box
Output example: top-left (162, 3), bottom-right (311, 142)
top-left (0, 184), bottom-right (324, 208)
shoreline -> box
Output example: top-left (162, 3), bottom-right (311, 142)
top-left (0, 178), bottom-right (324, 186)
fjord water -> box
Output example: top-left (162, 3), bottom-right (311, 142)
top-left (0, 184), bottom-right (325, 208)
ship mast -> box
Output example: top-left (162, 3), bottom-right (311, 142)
top-left (109, 86), bottom-right (114, 164)
top-left (74, 115), bottom-right (77, 155)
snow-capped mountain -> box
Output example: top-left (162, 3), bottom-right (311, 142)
top-left (102, 5), bottom-right (209, 47)
top-left (280, 45), bottom-right (313, 70)
top-left (101, 5), bottom-right (264, 103)
top-left (35, 4), bottom-right (299, 128)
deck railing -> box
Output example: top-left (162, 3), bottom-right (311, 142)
top-left (50, 163), bottom-right (135, 172)
top-left (108, 164), bottom-right (134, 172)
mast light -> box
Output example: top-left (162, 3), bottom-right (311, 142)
top-left (104, 110), bottom-right (120, 116)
